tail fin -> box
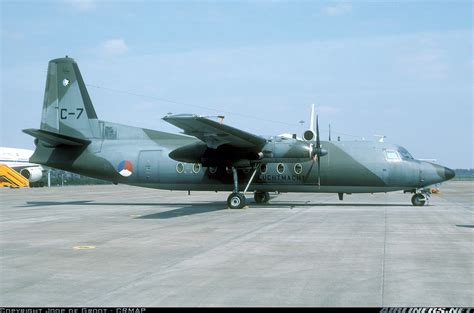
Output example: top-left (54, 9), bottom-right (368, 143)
top-left (40, 57), bottom-right (100, 139)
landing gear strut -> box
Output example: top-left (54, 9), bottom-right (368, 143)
top-left (227, 166), bottom-right (261, 209)
top-left (226, 167), bottom-right (247, 209)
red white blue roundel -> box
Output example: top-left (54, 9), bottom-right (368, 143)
top-left (117, 160), bottom-right (133, 177)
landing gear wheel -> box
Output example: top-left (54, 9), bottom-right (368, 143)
top-left (411, 193), bottom-right (426, 206)
top-left (254, 191), bottom-right (270, 204)
top-left (227, 192), bottom-right (246, 209)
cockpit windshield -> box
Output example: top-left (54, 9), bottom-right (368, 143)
top-left (397, 146), bottom-right (414, 160)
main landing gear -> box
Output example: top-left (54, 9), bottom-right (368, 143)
top-left (254, 191), bottom-right (270, 204)
top-left (226, 167), bottom-right (247, 209)
top-left (226, 166), bottom-right (266, 209)
top-left (227, 192), bottom-right (246, 210)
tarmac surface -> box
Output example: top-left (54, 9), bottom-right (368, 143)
top-left (0, 181), bottom-right (472, 307)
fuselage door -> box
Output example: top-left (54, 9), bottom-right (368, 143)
top-left (138, 150), bottom-right (162, 183)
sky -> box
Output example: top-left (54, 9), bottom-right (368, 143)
top-left (1, 0), bottom-right (473, 168)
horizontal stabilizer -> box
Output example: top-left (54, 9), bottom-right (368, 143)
top-left (22, 128), bottom-right (91, 147)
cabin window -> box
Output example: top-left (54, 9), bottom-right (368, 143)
top-left (398, 147), bottom-right (414, 160)
top-left (176, 162), bottom-right (184, 173)
top-left (193, 163), bottom-right (201, 174)
top-left (260, 164), bottom-right (267, 174)
top-left (294, 163), bottom-right (303, 174)
top-left (277, 163), bottom-right (285, 174)
top-left (385, 150), bottom-right (401, 161)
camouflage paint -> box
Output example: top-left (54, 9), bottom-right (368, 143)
top-left (26, 57), bottom-right (455, 195)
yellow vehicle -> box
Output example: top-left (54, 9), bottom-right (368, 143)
top-left (0, 164), bottom-right (29, 188)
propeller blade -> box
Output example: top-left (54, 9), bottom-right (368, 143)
top-left (305, 159), bottom-right (315, 182)
top-left (316, 114), bottom-right (321, 188)
top-left (317, 156), bottom-right (321, 188)
top-left (316, 115), bottom-right (320, 149)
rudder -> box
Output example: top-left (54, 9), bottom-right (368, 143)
top-left (41, 57), bottom-right (100, 139)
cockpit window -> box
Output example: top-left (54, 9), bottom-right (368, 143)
top-left (398, 147), bottom-right (414, 160)
top-left (385, 150), bottom-right (401, 161)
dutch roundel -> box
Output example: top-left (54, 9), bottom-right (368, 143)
top-left (117, 160), bottom-right (133, 177)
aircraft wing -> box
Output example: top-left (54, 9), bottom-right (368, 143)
top-left (163, 114), bottom-right (267, 149)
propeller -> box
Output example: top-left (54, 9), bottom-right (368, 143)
top-left (304, 104), bottom-right (327, 187)
top-left (304, 105), bottom-right (316, 182)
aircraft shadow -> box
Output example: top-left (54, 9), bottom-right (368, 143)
top-left (21, 200), bottom-right (412, 209)
top-left (20, 200), bottom-right (95, 207)
top-left (19, 200), bottom-right (413, 220)
top-left (19, 200), bottom-right (228, 219)
top-left (20, 200), bottom-right (214, 208)
top-left (138, 203), bottom-right (227, 219)
top-left (258, 202), bottom-right (413, 207)
top-left (456, 225), bottom-right (474, 228)
top-left (138, 202), bottom-right (414, 219)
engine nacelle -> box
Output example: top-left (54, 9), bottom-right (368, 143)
top-left (169, 139), bottom-right (318, 167)
top-left (260, 140), bottom-right (313, 163)
top-left (303, 130), bottom-right (315, 141)
top-left (169, 142), bottom-right (263, 167)
top-left (20, 167), bottom-right (43, 182)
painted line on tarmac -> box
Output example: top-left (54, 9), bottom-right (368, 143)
top-left (73, 246), bottom-right (96, 250)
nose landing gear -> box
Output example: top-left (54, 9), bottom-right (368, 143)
top-left (411, 190), bottom-right (430, 206)
top-left (411, 193), bottom-right (426, 206)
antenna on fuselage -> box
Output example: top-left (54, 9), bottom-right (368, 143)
top-left (204, 115), bottom-right (226, 124)
top-left (374, 134), bottom-right (386, 143)
top-left (309, 103), bottom-right (315, 134)
top-left (316, 115), bottom-right (321, 187)
top-left (329, 124), bottom-right (331, 141)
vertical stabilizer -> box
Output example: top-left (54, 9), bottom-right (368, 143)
top-left (41, 57), bottom-right (100, 139)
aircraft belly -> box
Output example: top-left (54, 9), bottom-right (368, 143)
top-left (133, 182), bottom-right (403, 193)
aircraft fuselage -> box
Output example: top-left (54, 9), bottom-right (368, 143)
top-left (30, 121), bottom-right (453, 194)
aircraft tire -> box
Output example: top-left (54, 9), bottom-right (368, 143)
top-left (227, 192), bottom-right (246, 209)
top-left (254, 191), bottom-right (270, 204)
top-left (411, 194), bottom-right (426, 206)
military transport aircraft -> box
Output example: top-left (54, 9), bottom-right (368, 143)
top-left (23, 57), bottom-right (455, 209)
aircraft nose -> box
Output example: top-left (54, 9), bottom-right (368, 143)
top-left (421, 163), bottom-right (455, 186)
top-left (444, 167), bottom-right (455, 180)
